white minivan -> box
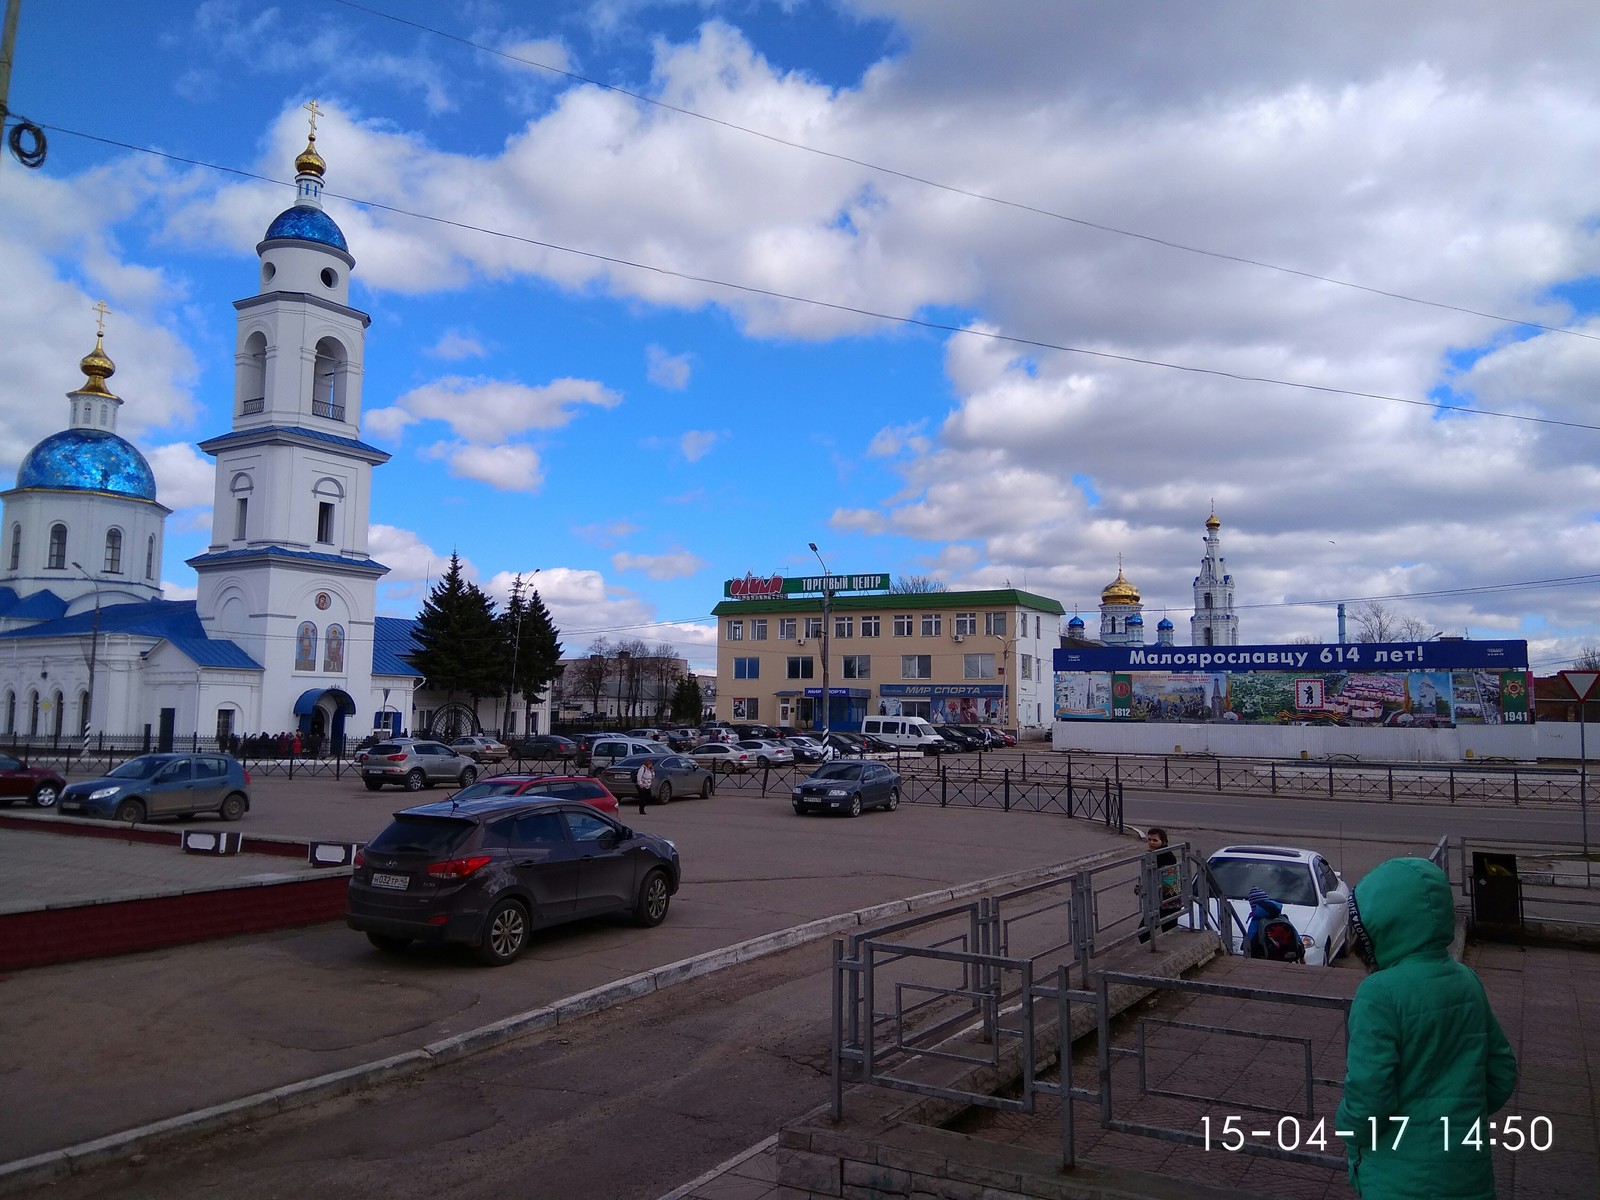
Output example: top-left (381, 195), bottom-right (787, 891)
top-left (860, 716), bottom-right (947, 754)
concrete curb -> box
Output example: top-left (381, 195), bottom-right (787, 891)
top-left (0, 848), bottom-right (1126, 1196)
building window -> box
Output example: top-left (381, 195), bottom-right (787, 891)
top-left (894, 614), bottom-right (913, 637)
top-left (786, 657), bottom-right (815, 680)
top-left (146, 533), bottom-right (156, 579)
top-left (323, 624), bottom-right (345, 672)
top-left (7, 523), bottom-right (19, 571)
top-left (311, 336), bottom-right (348, 420)
top-left (1021, 654), bottom-right (1033, 681)
top-left (834, 616), bottom-right (853, 639)
top-left (1205, 629), bottom-right (1214, 646)
top-left (964, 653), bottom-right (996, 679)
top-left (104, 529), bottom-right (123, 574)
top-left (47, 524), bottom-right (67, 570)
top-left (842, 655), bottom-right (870, 679)
top-left (235, 498), bottom-right (248, 540)
top-left (921, 613), bottom-right (942, 637)
top-left (732, 697), bottom-right (759, 721)
top-left (3, 690), bottom-right (14, 734)
top-left (51, 690), bottom-right (64, 737)
top-left (1204, 593), bottom-right (1213, 609)
top-left (241, 330), bottom-right (267, 414)
top-left (28, 690), bottom-right (40, 736)
top-left (901, 655), bottom-right (931, 679)
top-left (985, 612), bottom-right (1007, 637)
top-left (216, 707), bottom-right (236, 744)
top-left (1035, 615), bottom-right (1042, 639)
top-left (751, 619), bottom-right (768, 641)
top-left (734, 657), bottom-right (760, 680)
top-left (727, 619), bottom-right (744, 641)
top-left (316, 502), bottom-right (335, 545)
top-left (295, 621), bottom-right (318, 671)
top-left (804, 617), bottom-right (823, 639)
top-left (954, 612), bottom-right (977, 637)
top-left (861, 615), bottom-right (880, 637)
top-left (779, 618), bottom-right (797, 640)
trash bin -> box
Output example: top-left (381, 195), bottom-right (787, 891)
top-left (1470, 852), bottom-right (1521, 926)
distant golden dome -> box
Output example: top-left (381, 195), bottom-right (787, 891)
top-left (1101, 568), bottom-right (1140, 605)
top-left (295, 133), bottom-right (325, 178)
top-left (77, 332), bottom-right (118, 398)
top-left (1206, 511), bottom-right (1221, 530)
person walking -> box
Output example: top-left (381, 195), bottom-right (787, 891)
top-left (1337, 857), bottom-right (1517, 1198)
top-left (1136, 827), bottom-right (1180, 943)
top-left (634, 758), bottom-right (656, 816)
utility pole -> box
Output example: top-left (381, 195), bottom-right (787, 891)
top-left (809, 543), bottom-right (832, 743)
top-left (71, 561), bottom-right (100, 754)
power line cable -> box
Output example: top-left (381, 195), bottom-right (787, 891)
top-left (29, 121), bottom-right (1600, 435)
top-left (328, 0), bottom-right (1600, 345)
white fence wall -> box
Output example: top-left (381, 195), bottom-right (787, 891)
top-left (1049, 720), bottom-right (1561, 763)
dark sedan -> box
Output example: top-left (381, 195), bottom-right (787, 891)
top-left (597, 754), bottom-right (715, 804)
top-left (511, 734), bottom-right (577, 760)
top-left (0, 752), bottom-right (66, 809)
top-left (791, 760), bottom-right (902, 818)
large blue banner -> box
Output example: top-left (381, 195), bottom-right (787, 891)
top-left (1053, 640), bottom-right (1527, 674)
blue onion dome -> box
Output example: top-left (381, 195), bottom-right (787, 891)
top-left (1067, 614), bottom-right (1085, 629)
top-left (1158, 618), bottom-right (1174, 630)
top-left (17, 429), bottom-right (157, 500)
top-left (1127, 614), bottom-right (1144, 626)
top-left (264, 204), bottom-right (347, 251)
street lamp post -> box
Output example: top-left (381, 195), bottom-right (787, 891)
top-left (808, 543), bottom-right (832, 742)
top-left (502, 569), bottom-right (539, 739)
top-left (615, 649), bottom-right (632, 724)
top-left (70, 562), bottom-right (101, 755)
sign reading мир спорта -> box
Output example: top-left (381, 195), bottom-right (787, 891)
top-left (1052, 639), bottom-right (1528, 674)
top-left (723, 572), bottom-right (891, 598)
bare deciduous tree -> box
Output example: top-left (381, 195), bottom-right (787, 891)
top-left (890, 574), bottom-right (947, 593)
top-left (1350, 602), bottom-right (1436, 643)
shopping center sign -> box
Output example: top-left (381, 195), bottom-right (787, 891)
top-left (723, 571), bottom-right (891, 598)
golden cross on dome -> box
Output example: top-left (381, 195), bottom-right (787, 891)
top-left (303, 98), bottom-right (322, 137)
top-left (92, 299), bottom-right (110, 336)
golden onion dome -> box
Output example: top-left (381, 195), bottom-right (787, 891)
top-left (295, 133), bottom-right (326, 179)
top-left (77, 332), bottom-right (118, 398)
top-left (1101, 568), bottom-right (1140, 605)
top-left (1206, 511), bottom-right (1221, 530)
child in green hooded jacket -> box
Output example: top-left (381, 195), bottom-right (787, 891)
top-left (1337, 857), bottom-right (1517, 1198)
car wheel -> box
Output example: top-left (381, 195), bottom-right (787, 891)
top-left (633, 869), bottom-right (671, 928)
top-left (758, 756), bottom-right (771, 767)
top-left (885, 788), bottom-right (900, 812)
top-left (700, 777), bottom-right (713, 799)
top-left (219, 792), bottom-right (247, 821)
top-left (848, 794), bottom-right (863, 818)
top-left (793, 803), bottom-right (805, 815)
top-left (404, 769), bottom-right (426, 792)
top-left (364, 780), bottom-right (384, 791)
top-left (657, 782), bottom-right (673, 803)
top-left (31, 782), bottom-right (60, 809)
top-left (114, 798), bottom-right (146, 824)
top-left (366, 932), bottom-right (410, 955)
top-left (476, 899), bottom-right (530, 966)
top-left (460, 766), bottom-right (478, 787)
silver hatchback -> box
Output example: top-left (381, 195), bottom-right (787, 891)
top-left (362, 741), bottom-right (479, 792)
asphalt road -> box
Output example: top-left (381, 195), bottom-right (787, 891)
top-left (10, 764), bottom-right (1582, 1199)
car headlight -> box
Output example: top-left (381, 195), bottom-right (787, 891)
top-left (1300, 934), bottom-right (1315, 947)
top-left (826, 788), bottom-right (849, 797)
top-left (89, 786), bottom-right (121, 800)
top-left (792, 789), bottom-right (803, 798)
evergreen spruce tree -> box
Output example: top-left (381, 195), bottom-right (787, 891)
top-left (670, 676), bottom-right (703, 724)
top-left (412, 553), bottom-right (501, 715)
top-left (499, 574), bottom-right (565, 728)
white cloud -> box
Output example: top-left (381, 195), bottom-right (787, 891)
top-left (369, 525), bottom-right (474, 584)
top-left (443, 442), bottom-right (544, 492)
top-left (679, 430), bottom-right (717, 461)
top-left (611, 549), bottom-right (708, 580)
top-left (427, 330), bottom-right (487, 360)
top-left (371, 376), bottom-right (621, 444)
top-left (146, 443), bottom-right (216, 511)
top-left (646, 344), bottom-right (692, 389)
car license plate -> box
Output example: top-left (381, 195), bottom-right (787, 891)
top-left (370, 872), bottom-right (409, 890)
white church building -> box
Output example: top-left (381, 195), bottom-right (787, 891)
top-left (0, 124), bottom-right (428, 753)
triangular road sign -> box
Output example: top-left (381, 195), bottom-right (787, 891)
top-left (1558, 670), bottom-right (1600, 700)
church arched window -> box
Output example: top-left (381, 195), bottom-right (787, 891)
top-left (47, 524), bottom-right (67, 570)
top-left (1204, 593), bottom-right (1213, 609)
top-left (313, 477), bottom-right (344, 545)
top-left (241, 331), bottom-right (268, 415)
top-left (2, 690), bottom-right (14, 735)
top-left (311, 337), bottom-right (349, 420)
top-left (51, 690), bottom-right (64, 737)
top-left (146, 534), bottom-right (156, 579)
top-left (295, 622), bottom-right (318, 671)
top-left (28, 690), bottom-right (40, 736)
top-left (77, 689), bottom-right (90, 735)
top-left (231, 473), bottom-right (253, 542)
top-left (104, 528), bottom-right (123, 574)
top-left (7, 523), bottom-right (18, 571)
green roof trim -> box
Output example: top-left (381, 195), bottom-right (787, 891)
top-left (712, 588), bottom-right (1064, 618)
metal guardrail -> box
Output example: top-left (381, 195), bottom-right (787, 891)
top-left (828, 848), bottom-right (1347, 1171)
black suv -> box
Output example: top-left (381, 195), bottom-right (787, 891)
top-left (347, 796), bottom-right (681, 966)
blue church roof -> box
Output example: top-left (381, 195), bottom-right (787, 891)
top-left (14, 429), bottom-right (157, 501)
top-left (1067, 615), bottom-right (1085, 627)
top-left (1157, 618), bottom-right (1174, 630)
top-left (264, 204), bottom-right (348, 251)
top-left (0, 587), bottom-right (69, 621)
top-left (374, 615), bottom-right (423, 677)
top-left (0, 598), bottom-right (261, 668)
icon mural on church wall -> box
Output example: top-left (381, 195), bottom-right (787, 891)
top-left (295, 621), bottom-right (318, 671)
top-left (323, 624), bottom-right (344, 672)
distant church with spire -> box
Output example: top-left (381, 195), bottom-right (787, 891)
top-left (0, 108), bottom-right (424, 751)
top-left (1071, 511), bottom-right (1240, 649)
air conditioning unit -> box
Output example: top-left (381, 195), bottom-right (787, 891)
top-left (952, 634), bottom-right (965, 643)
top-left (797, 637), bottom-right (806, 645)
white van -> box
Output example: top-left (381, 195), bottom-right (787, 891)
top-left (860, 716), bottom-right (947, 754)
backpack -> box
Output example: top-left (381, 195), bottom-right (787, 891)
top-left (1255, 915), bottom-right (1304, 962)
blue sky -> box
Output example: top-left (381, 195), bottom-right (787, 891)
top-left (5, 0), bottom-right (1600, 672)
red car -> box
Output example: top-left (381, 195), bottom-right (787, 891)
top-left (446, 774), bottom-right (620, 814)
top-left (0, 752), bottom-right (66, 809)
